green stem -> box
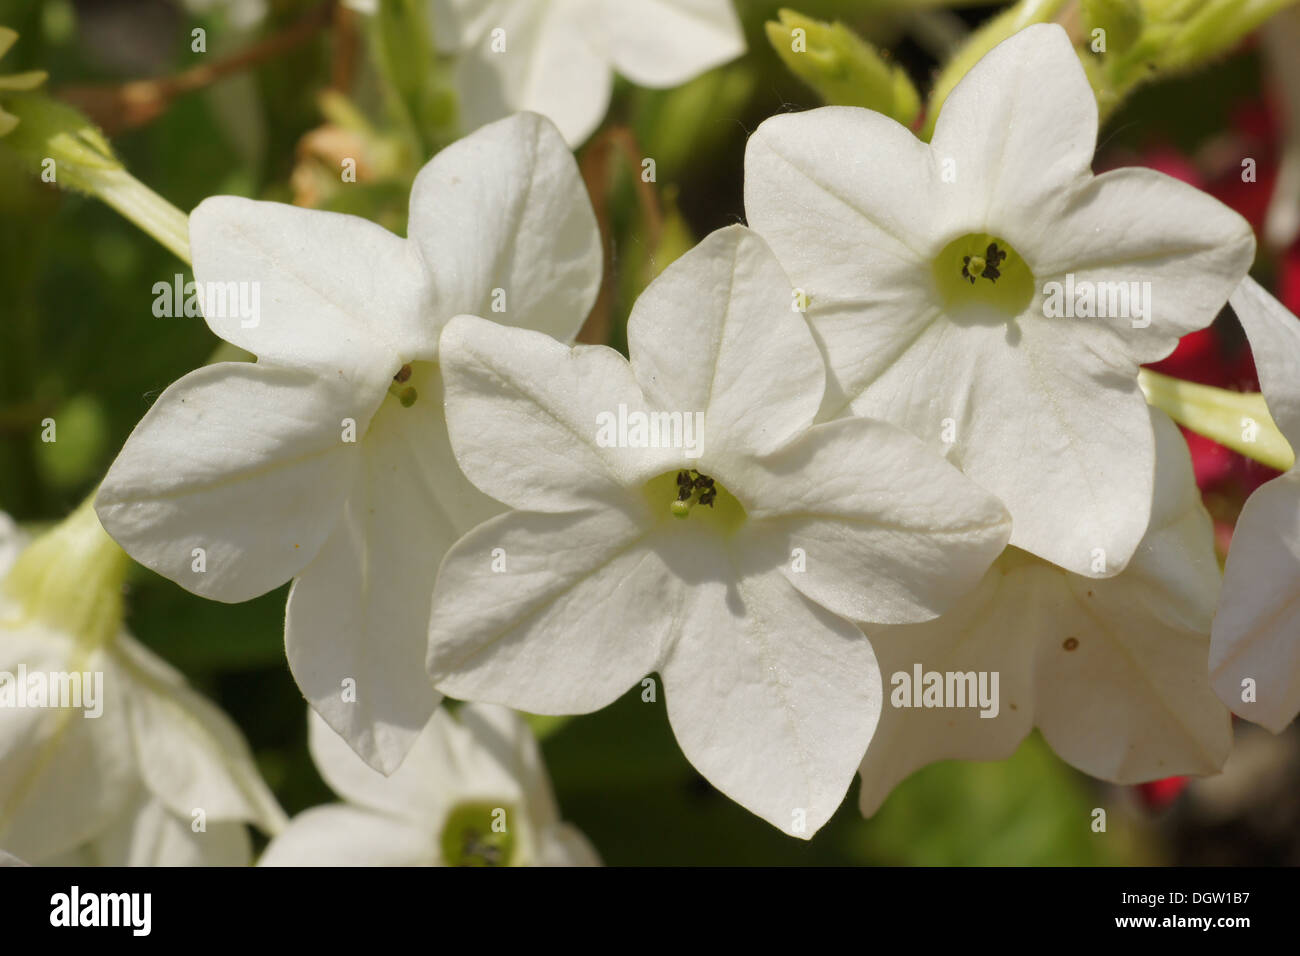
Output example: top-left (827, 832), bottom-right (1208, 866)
top-left (86, 167), bottom-right (191, 265)
top-left (2, 94), bottom-right (192, 265)
top-left (1139, 368), bottom-right (1295, 472)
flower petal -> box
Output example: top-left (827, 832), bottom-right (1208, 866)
top-left (929, 24), bottom-right (1097, 229)
top-left (742, 106), bottom-right (952, 414)
top-left (661, 565), bottom-right (880, 838)
top-left (0, 510), bottom-right (24, 574)
top-left (848, 314), bottom-right (1155, 576)
top-left (305, 704), bottom-right (573, 864)
top-left (738, 416), bottom-right (1011, 624)
top-left (453, 6), bottom-right (612, 147)
top-left (257, 804), bottom-right (434, 866)
top-left (428, 507), bottom-right (669, 714)
top-left (190, 196), bottom-right (426, 377)
top-left (744, 105), bottom-right (941, 297)
top-left (861, 417), bottom-right (1227, 810)
top-left (1125, 411), bottom-right (1224, 633)
top-left (1211, 278), bottom-right (1300, 730)
top-left (456, 703), bottom-right (557, 817)
top-left (1210, 471), bottom-right (1300, 731)
top-left (856, 561), bottom-right (1038, 817)
top-left (1031, 168), bottom-right (1255, 359)
top-left (439, 315), bottom-right (672, 512)
top-left (306, 709), bottom-right (454, 821)
top-left (96, 362), bottom-right (361, 602)
top-left (94, 794), bottom-right (253, 866)
top-left (409, 112), bottom-right (602, 341)
top-left (114, 633), bottom-right (286, 835)
top-left (1033, 412), bottom-right (1230, 780)
top-left (627, 225), bottom-right (823, 460)
top-left (600, 0), bottom-right (744, 88)
top-left (535, 823), bottom-right (602, 866)
top-left (1230, 275), bottom-right (1300, 447)
top-left (285, 507), bottom-right (442, 777)
top-left (285, 368), bottom-right (497, 775)
top-left (0, 640), bottom-right (135, 862)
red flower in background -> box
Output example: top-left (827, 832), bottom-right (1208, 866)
top-left (1136, 775), bottom-right (1189, 811)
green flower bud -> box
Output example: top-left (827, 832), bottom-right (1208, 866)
top-left (1082, 0), bottom-right (1144, 53)
top-left (2, 497), bottom-right (130, 653)
top-left (766, 9), bottom-right (921, 128)
top-left (0, 26), bottom-right (49, 138)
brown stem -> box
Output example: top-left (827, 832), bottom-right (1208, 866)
top-left (575, 125), bottom-right (664, 346)
top-left (329, 1), bottom-right (360, 93)
top-left (56, 1), bottom-right (337, 135)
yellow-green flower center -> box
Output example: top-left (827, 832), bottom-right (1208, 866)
top-left (439, 801), bottom-right (519, 867)
top-left (932, 233), bottom-right (1034, 318)
top-left (645, 469), bottom-right (746, 533)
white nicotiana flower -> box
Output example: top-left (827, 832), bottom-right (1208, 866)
top-left (425, 225), bottom-right (1012, 837)
top-left (95, 113), bottom-right (601, 774)
top-left (431, 0), bottom-right (746, 146)
top-left (1210, 277), bottom-right (1300, 732)
top-left (856, 410), bottom-right (1232, 815)
top-left (744, 23), bottom-right (1256, 578)
top-left (0, 507), bottom-right (284, 865)
top-left (260, 704), bottom-right (596, 866)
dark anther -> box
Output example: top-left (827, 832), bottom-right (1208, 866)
top-left (983, 243), bottom-right (1006, 283)
top-left (394, 363), bottom-right (413, 383)
top-left (460, 829), bottom-right (504, 867)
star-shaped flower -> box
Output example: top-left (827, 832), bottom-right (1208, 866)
top-left (95, 113), bottom-right (602, 773)
top-left (744, 23), bottom-right (1256, 578)
top-left (856, 409), bottom-right (1232, 815)
top-left (431, 0), bottom-right (746, 146)
top-left (0, 509), bottom-right (284, 865)
top-left (425, 225), bottom-right (1012, 836)
top-left (1210, 276), bottom-right (1300, 732)
top-left (260, 704), bottom-right (597, 866)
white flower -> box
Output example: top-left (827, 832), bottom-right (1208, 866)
top-left (743, 23), bottom-right (1256, 578)
top-left (260, 704), bottom-right (596, 866)
top-left (857, 409), bottom-right (1232, 815)
top-left (426, 225), bottom-right (1012, 837)
top-left (431, 0), bottom-right (746, 146)
top-left (0, 509), bottom-right (284, 865)
top-left (95, 113), bottom-right (601, 774)
top-left (1210, 277), bottom-right (1300, 732)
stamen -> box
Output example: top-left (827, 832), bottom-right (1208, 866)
top-left (671, 469), bottom-right (718, 517)
top-left (387, 381), bottom-right (418, 407)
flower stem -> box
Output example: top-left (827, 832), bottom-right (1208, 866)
top-left (2, 93), bottom-right (192, 264)
top-left (86, 166), bottom-right (191, 265)
top-left (1139, 368), bottom-right (1295, 472)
